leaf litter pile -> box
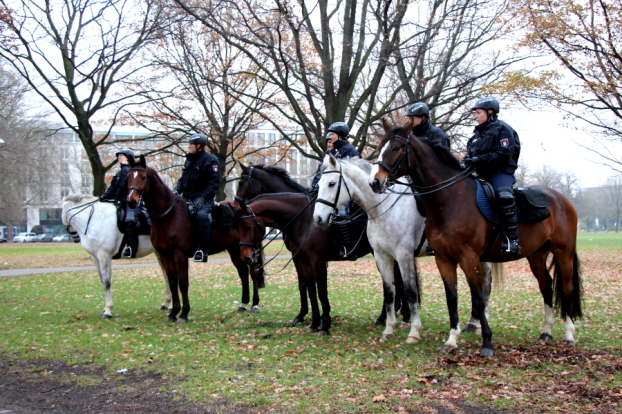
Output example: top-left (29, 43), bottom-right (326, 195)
top-left (0, 248), bottom-right (621, 413)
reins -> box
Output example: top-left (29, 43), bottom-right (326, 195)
top-left (65, 200), bottom-right (98, 235)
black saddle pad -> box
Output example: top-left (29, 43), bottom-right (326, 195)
top-left (212, 203), bottom-right (234, 229)
top-left (515, 188), bottom-right (552, 223)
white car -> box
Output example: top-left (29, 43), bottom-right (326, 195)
top-left (52, 234), bottom-right (72, 242)
top-left (14, 232), bottom-right (37, 243)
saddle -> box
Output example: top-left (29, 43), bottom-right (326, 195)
top-left (186, 201), bottom-right (233, 230)
top-left (115, 205), bottom-right (151, 236)
top-left (475, 180), bottom-right (551, 224)
top-left (329, 202), bottom-right (372, 261)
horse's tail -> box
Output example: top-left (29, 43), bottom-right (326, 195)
top-left (255, 247), bottom-right (266, 289)
top-left (491, 262), bottom-right (506, 292)
top-left (553, 253), bottom-right (583, 320)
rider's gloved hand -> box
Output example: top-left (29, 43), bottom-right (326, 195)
top-left (193, 197), bottom-right (205, 210)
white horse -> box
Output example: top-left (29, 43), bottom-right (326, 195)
top-left (313, 155), bottom-right (500, 343)
top-left (62, 194), bottom-right (171, 319)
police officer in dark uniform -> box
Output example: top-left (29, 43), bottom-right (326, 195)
top-left (173, 133), bottom-right (221, 262)
top-left (405, 102), bottom-right (450, 148)
top-left (311, 122), bottom-right (359, 188)
top-left (463, 97), bottom-right (522, 254)
top-left (99, 148), bottom-right (141, 258)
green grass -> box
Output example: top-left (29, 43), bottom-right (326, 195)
top-left (0, 245), bottom-right (621, 413)
top-left (577, 231), bottom-right (622, 251)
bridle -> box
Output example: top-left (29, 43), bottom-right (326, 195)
top-left (238, 204), bottom-right (264, 264)
top-left (315, 162), bottom-right (353, 221)
top-left (128, 167), bottom-right (180, 218)
top-left (374, 132), bottom-right (474, 195)
top-left (235, 166), bottom-right (255, 203)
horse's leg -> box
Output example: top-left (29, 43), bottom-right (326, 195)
top-left (155, 252), bottom-right (172, 311)
top-left (160, 254), bottom-right (180, 322)
top-left (463, 261), bottom-right (492, 334)
top-left (315, 264), bottom-right (331, 335)
top-left (176, 250), bottom-right (190, 323)
top-left (292, 275), bottom-right (309, 326)
top-left (398, 254), bottom-right (422, 345)
top-left (526, 251), bottom-right (555, 342)
top-left (375, 253), bottom-right (397, 342)
top-left (231, 255), bottom-right (251, 312)
top-left (549, 249), bottom-right (582, 346)
top-left (92, 254), bottom-right (114, 319)
top-left (250, 252), bottom-right (265, 314)
top-left (305, 277), bottom-right (322, 334)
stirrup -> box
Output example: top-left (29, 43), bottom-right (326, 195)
top-left (501, 239), bottom-right (521, 255)
top-left (425, 244), bottom-right (435, 256)
top-left (122, 246), bottom-right (133, 258)
top-left (193, 250), bottom-right (208, 263)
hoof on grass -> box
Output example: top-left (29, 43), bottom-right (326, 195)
top-left (159, 305), bottom-right (168, 311)
top-left (379, 334), bottom-right (395, 343)
top-left (236, 307), bottom-right (247, 313)
top-left (176, 318), bottom-right (189, 324)
top-left (251, 306), bottom-right (260, 314)
top-left (441, 344), bottom-right (457, 354)
top-left (405, 336), bottom-right (420, 345)
top-left (480, 348), bottom-right (495, 357)
top-left (307, 327), bottom-right (319, 334)
top-left (101, 313), bottom-right (112, 320)
top-left (463, 323), bottom-right (478, 332)
top-left (539, 333), bottom-right (553, 342)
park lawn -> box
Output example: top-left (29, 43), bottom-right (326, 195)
top-left (0, 240), bottom-right (620, 413)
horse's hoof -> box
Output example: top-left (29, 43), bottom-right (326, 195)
top-left (165, 317), bottom-right (177, 323)
top-left (379, 334), bottom-right (395, 343)
top-left (236, 307), bottom-right (247, 313)
top-left (159, 305), bottom-right (168, 311)
top-left (250, 306), bottom-right (260, 314)
top-left (405, 336), bottom-right (421, 345)
top-left (307, 327), bottom-right (319, 334)
top-left (563, 340), bottom-right (575, 347)
top-left (539, 333), bottom-right (553, 342)
top-left (441, 345), bottom-right (457, 353)
top-left (480, 348), bottom-right (495, 357)
top-left (292, 317), bottom-right (304, 326)
top-left (101, 313), bottom-right (112, 320)
top-left (463, 323), bottom-right (478, 332)
top-left (176, 318), bottom-right (189, 324)
top-left (318, 330), bottom-right (330, 336)
top-left (373, 318), bottom-right (385, 326)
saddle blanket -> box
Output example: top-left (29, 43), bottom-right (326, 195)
top-left (475, 180), bottom-right (551, 224)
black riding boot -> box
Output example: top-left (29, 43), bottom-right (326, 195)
top-left (194, 205), bottom-right (212, 263)
top-left (496, 187), bottom-right (521, 255)
top-left (122, 222), bottom-right (138, 258)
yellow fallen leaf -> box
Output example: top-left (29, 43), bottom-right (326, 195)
top-left (372, 394), bottom-right (387, 402)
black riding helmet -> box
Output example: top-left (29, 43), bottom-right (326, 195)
top-left (115, 148), bottom-right (134, 164)
top-left (405, 102), bottom-right (429, 118)
top-left (326, 122), bottom-right (350, 138)
top-left (472, 97), bottom-right (500, 114)
top-left (187, 133), bottom-right (208, 146)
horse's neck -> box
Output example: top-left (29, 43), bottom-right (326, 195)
top-left (251, 196), bottom-right (310, 229)
top-left (344, 167), bottom-right (396, 213)
top-left (144, 173), bottom-right (176, 215)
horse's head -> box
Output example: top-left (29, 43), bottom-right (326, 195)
top-left (232, 202), bottom-right (265, 266)
top-left (127, 154), bottom-right (149, 209)
top-left (313, 154), bottom-right (351, 229)
top-left (236, 163), bottom-right (267, 203)
top-left (369, 117), bottom-right (414, 193)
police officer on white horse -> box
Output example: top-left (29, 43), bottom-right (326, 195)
top-left (100, 148), bottom-right (142, 258)
top-left (174, 133), bottom-right (221, 262)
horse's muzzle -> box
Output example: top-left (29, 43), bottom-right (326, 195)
top-left (369, 177), bottom-right (387, 194)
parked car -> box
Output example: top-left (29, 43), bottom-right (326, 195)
top-left (14, 232), bottom-right (37, 243)
top-left (0, 237), bottom-right (6, 243)
top-left (52, 234), bottom-right (72, 242)
top-left (36, 233), bottom-right (54, 242)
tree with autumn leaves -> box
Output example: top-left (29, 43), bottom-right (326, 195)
top-left (491, 0), bottom-right (622, 172)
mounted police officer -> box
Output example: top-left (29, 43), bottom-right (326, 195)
top-left (173, 133), bottom-right (221, 262)
top-left (463, 97), bottom-right (522, 255)
top-left (99, 148), bottom-right (142, 258)
top-left (405, 102), bottom-right (450, 148)
top-left (311, 122), bottom-right (363, 260)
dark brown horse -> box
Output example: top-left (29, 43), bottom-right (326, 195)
top-left (233, 192), bottom-right (373, 334)
top-left (126, 155), bottom-right (265, 322)
top-left (235, 163), bottom-right (412, 325)
top-left (369, 118), bottom-right (583, 356)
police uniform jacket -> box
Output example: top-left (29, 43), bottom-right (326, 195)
top-left (175, 150), bottom-right (221, 201)
top-left (311, 139), bottom-right (360, 188)
top-left (466, 119), bottom-right (520, 178)
top-left (101, 164), bottom-right (130, 203)
top-left (411, 120), bottom-right (450, 148)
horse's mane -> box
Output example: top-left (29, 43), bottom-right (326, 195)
top-left (250, 164), bottom-right (310, 193)
top-left (337, 157), bottom-right (373, 175)
top-left (64, 194), bottom-right (97, 203)
top-left (379, 126), bottom-right (463, 171)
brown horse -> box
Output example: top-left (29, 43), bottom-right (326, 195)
top-left (369, 118), bottom-right (583, 357)
top-left (126, 155), bottom-right (265, 322)
top-left (235, 163), bottom-right (415, 326)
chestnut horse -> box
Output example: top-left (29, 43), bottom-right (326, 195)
top-left (126, 155), bottom-right (264, 322)
top-left (235, 163), bottom-right (410, 326)
top-left (369, 118), bottom-right (583, 356)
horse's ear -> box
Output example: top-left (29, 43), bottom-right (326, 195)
top-left (381, 117), bottom-right (391, 132)
top-left (239, 163), bottom-right (249, 174)
top-left (328, 153), bottom-right (338, 167)
top-left (139, 154), bottom-right (147, 167)
top-left (403, 116), bottom-right (415, 135)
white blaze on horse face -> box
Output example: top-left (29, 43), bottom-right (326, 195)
top-left (370, 143), bottom-right (389, 186)
top-left (133, 171), bottom-right (139, 179)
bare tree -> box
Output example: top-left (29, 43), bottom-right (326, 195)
top-left (0, 0), bottom-right (165, 195)
top-left (123, 17), bottom-right (283, 200)
top-left (0, 65), bottom-right (55, 239)
top-left (604, 175), bottom-right (622, 232)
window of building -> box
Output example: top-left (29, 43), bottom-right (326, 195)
top-left (268, 133), bottom-right (276, 144)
